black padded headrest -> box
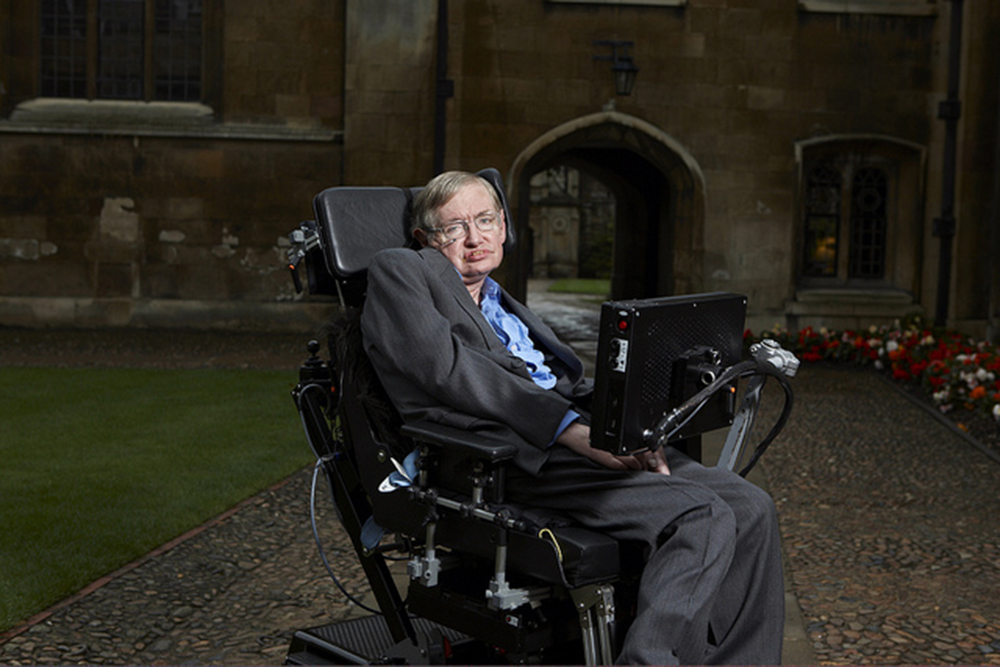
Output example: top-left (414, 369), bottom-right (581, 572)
top-left (313, 186), bottom-right (413, 280)
top-left (312, 168), bottom-right (514, 281)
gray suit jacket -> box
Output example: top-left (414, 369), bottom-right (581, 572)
top-left (360, 247), bottom-right (593, 475)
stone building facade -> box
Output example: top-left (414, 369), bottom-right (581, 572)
top-left (1, 0), bottom-right (997, 337)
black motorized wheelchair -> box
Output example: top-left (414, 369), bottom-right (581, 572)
top-left (282, 169), bottom-right (797, 665)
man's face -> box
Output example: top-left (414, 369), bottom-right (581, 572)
top-left (422, 182), bottom-right (506, 288)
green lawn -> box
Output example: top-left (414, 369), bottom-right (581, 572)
top-left (0, 367), bottom-right (313, 633)
top-left (547, 278), bottom-right (610, 296)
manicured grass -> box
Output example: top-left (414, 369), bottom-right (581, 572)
top-left (547, 278), bottom-right (610, 296)
top-left (0, 367), bottom-right (312, 633)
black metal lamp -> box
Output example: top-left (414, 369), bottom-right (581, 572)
top-left (594, 40), bottom-right (639, 96)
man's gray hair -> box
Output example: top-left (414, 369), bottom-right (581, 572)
top-left (411, 171), bottom-right (502, 235)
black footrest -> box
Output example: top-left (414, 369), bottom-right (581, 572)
top-left (285, 615), bottom-right (471, 665)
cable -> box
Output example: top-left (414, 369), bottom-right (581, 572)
top-left (298, 385), bottom-right (418, 617)
top-left (645, 360), bottom-right (760, 451)
top-left (309, 458), bottom-right (383, 615)
top-left (737, 372), bottom-right (793, 477)
top-left (641, 357), bottom-right (796, 476)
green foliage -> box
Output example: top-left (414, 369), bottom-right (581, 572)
top-left (0, 367), bottom-right (310, 633)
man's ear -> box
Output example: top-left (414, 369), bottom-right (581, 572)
top-left (413, 228), bottom-right (429, 247)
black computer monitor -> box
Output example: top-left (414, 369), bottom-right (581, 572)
top-left (590, 292), bottom-right (747, 455)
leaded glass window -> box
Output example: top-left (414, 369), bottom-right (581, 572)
top-left (154, 0), bottom-right (202, 101)
top-left (98, 0), bottom-right (144, 99)
top-left (40, 0), bottom-right (88, 98)
top-left (848, 167), bottom-right (888, 279)
top-left (803, 165), bottom-right (841, 277)
top-left (39, 0), bottom-right (203, 102)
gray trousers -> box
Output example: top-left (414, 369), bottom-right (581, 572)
top-left (505, 446), bottom-right (784, 665)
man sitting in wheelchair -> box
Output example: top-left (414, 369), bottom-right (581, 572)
top-left (359, 170), bottom-right (785, 665)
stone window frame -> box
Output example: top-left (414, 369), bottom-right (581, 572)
top-left (2, 0), bottom-right (221, 121)
top-left (797, 0), bottom-right (937, 17)
top-left (794, 135), bottom-right (927, 296)
top-left (546, 0), bottom-right (687, 7)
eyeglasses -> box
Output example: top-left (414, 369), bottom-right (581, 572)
top-left (426, 211), bottom-right (501, 247)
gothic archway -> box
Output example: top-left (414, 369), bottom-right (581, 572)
top-left (502, 112), bottom-right (706, 303)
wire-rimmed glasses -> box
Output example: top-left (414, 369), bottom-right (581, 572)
top-left (426, 211), bottom-right (500, 247)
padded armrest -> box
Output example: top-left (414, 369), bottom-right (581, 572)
top-left (401, 421), bottom-right (518, 463)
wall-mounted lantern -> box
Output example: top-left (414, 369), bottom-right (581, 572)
top-left (593, 40), bottom-right (639, 97)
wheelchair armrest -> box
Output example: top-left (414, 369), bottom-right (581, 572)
top-left (401, 421), bottom-right (518, 463)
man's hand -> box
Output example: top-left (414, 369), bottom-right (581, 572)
top-left (636, 446), bottom-right (671, 475)
top-left (556, 422), bottom-right (669, 474)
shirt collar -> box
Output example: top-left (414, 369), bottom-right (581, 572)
top-left (480, 277), bottom-right (501, 304)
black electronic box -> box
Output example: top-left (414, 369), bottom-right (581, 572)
top-left (590, 292), bottom-right (748, 455)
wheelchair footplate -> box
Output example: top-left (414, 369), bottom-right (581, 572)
top-left (285, 614), bottom-right (479, 665)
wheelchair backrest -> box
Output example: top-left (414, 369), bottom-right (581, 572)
top-left (310, 167), bottom-right (513, 309)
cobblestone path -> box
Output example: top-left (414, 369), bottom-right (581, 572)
top-left (765, 367), bottom-right (1000, 665)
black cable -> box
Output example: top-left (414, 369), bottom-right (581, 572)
top-left (643, 357), bottom-right (795, 475)
top-left (645, 359), bottom-right (760, 450)
top-left (737, 372), bottom-right (793, 477)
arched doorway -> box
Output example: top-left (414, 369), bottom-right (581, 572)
top-left (502, 112), bottom-right (706, 304)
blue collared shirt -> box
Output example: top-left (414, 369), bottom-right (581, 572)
top-left (479, 278), bottom-right (579, 443)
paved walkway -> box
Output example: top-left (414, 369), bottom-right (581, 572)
top-left (3, 292), bottom-right (1000, 664)
top-left (764, 367), bottom-right (1000, 665)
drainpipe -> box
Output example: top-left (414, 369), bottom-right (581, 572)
top-left (433, 0), bottom-right (453, 175)
top-left (933, 0), bottom-right (964, 327)
top-left (989, 70), bottom-right (1000, 342)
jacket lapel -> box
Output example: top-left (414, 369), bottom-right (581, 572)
top-left (419, 247), bottom-right (504, 351)
top-left (500, 288), bottom-right (585, 380)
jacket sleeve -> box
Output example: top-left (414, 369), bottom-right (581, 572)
top-left (360, 249), bottom-right (575, 450)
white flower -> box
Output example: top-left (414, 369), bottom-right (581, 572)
top-left (921, 335), bottom-right (936, 346)
top-left (874, 359), bottom-right (884, 370)
top-left (975, 368), bottom-right (991, 382)
top-left (933, 389), bottom-right (950, 404)
top-left (886, 340), bottom-right (899, 353)
top-left (993, 404), bottom-right (1000, 421)
top-left (960, 371), bottom-right (978, 388)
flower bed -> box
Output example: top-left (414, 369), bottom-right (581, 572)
top-left (748, 319), bottom-right (1000, 424)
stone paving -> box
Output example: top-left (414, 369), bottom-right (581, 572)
top-left (762, 367), bottom-right (1000, 665)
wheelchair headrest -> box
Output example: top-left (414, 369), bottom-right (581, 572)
top-left (312, 168), bottom-right (514, 283)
